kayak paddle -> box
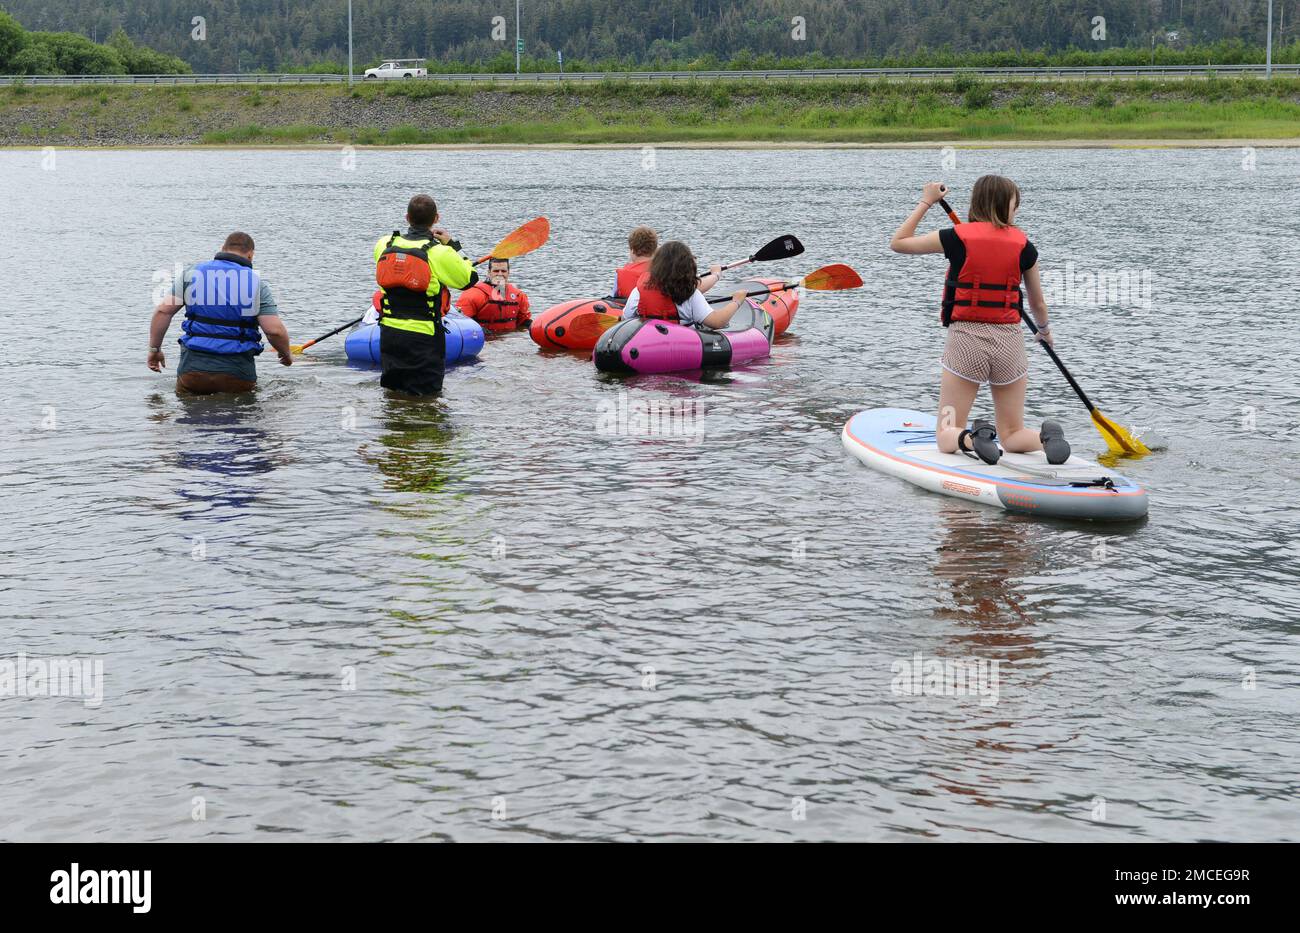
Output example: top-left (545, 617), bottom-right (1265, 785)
top-left (1017, 313), bottom-right (1150, 456)
top-left (292, 315), bottom-right (365, 354)
top-left (293, 218), bottom-right (552, 353)
top-left (713, 234), bottom-right (805, 273)
top-left (705, 263), bottom-right (863, 303)
top-left (938, 197), bottom-right (1149, 457)
top-left (474, 216), bottom-right (550, 266)
top-left (559, 307), bottom-right (623, 345)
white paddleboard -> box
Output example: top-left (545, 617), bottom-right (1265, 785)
top-left (843, 408), bottom-right (1148, 521)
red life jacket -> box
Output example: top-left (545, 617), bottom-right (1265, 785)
top-left (633, 272), bottom-right (679, 320)
top-left (614, 259), bottom-right (650, 299)
top-left (941, 222), bottom-right (1027, 326)
top-left (461, 281), bottom-right (527, 332)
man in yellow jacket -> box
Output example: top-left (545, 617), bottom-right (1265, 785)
top-left (373, 194), bottom-right (477, 396)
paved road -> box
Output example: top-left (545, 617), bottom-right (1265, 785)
top-left (2, 64), bottom-right (1297, 87)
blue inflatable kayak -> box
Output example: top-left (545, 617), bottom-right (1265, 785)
top-left (842, 408), bottom-right (1148, 521)
top-left (343, 312), bottom-right (485, 366)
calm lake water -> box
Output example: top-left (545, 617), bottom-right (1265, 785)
top-left (1, 146), bottom-right (1297, 841)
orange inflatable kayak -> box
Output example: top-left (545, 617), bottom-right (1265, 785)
top-left (530, 296), bottom-right (625, 351)
top-left (738, 278), bottom-right (799, 337)
top-left (529, 278), bottom-right (799, 352)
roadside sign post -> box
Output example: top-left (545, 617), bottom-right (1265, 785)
top-left (347, 0), bottom-right (354, 87)
top-left (516, 0), bottom-right (521, 74)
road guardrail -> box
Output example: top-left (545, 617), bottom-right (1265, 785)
top-left (2, 63), bottom-right (1297, 87)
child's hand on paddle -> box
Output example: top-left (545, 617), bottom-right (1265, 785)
top-left (922, 182), bottom-right (948, 206)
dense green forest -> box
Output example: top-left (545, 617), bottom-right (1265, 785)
top-left (0, 0), bottom-right (1294, 74)
top-left (0, 9), bottom-right (189, 74)
top-left (2, 1), bottom-right (1296, 74)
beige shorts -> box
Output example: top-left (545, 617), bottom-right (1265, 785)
top-left (941, 321), bottom-right (1028, 386)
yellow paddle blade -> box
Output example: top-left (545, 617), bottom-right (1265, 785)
top-left (1091, 408), bottom-right (1150, 457)
top-left (290, 344), bottom-right (305, 353)
top-left (490, 216), bottom-right (550, 260)
top-left (801, 263), bottom-right (863, 291)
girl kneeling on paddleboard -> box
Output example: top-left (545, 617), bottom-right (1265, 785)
top-left (889, 175), bottom-right (1070, 466)
top-left (620, 241), bottom-right (747, 329)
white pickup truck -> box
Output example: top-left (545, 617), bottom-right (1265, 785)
top-left (363, 60), bottom-right (427, 80)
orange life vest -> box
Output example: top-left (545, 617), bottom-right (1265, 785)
top-left (375, 231), bottom-right (433, 293)
top-left (460, 281), bottom-right (527, 332)
top-left (941, 222), bottom-right (1027, 326)
top-left (633, 272), bottom-right (679, 320)
top-left (614, 260), bottom-right (650, 299)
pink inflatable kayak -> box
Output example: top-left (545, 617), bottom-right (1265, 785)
top-left (592, 302), bottom-right (775, 375)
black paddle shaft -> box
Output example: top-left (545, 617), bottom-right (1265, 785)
top-left (1019, 310), bottom-right (1096, 412)
top-left (704, 283), bottom-right (795, 305)
top-left (712, 234), bottom-right (805, 274)
top-left (301, 314), bottom-right (364, 350)
top-left (937, 197), bottom-right (963, 225)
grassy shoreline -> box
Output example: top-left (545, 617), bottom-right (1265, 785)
top-left (6, 138), bottom-right (1298, 150)
top-left (4, 77), bottom-right (1300, 147)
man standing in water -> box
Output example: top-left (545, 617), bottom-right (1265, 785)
top-left (147, 232), bottom-right (292, 394)
top-left (373, 195), bottom-right (477, 396)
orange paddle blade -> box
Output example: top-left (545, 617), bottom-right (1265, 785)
top-left (800, 263), bottom-right (863, 291)
top-left (478, 217), bottom-right (550, 264)
top-left (560, 312), bottom-right (621, 347)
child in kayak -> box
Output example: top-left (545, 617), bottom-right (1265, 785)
top-left (612, 227), bottom-right (722, 300)
top-left (620, 240), bottom-right (748, 329)
top-left (889, 175), bottom-right (1070, 466)
top-left (612, 226), bottom-right (658, 300)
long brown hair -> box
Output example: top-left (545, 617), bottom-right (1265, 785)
top-left (968, 175), bottom-right (1021, 228)
top-left (647, 241), bottom-right (699, 305)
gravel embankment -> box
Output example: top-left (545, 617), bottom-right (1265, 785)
top-left (0, 86), bottom-right (591, 145)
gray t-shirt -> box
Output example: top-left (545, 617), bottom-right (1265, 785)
top-left (172, 261), bottom-right (278, 380)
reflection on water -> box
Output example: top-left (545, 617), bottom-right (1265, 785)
top-left (1, 147), bottom-right (1297, 841)
top-left (159, 393), bottom-right (287, 517)
top-left (932, 505), bottom-right (1041, 661)
top-left (362, 395), bottom-right (458, 495)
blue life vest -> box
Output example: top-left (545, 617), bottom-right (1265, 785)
top-left (179, 254), bottom-right (264, 355)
